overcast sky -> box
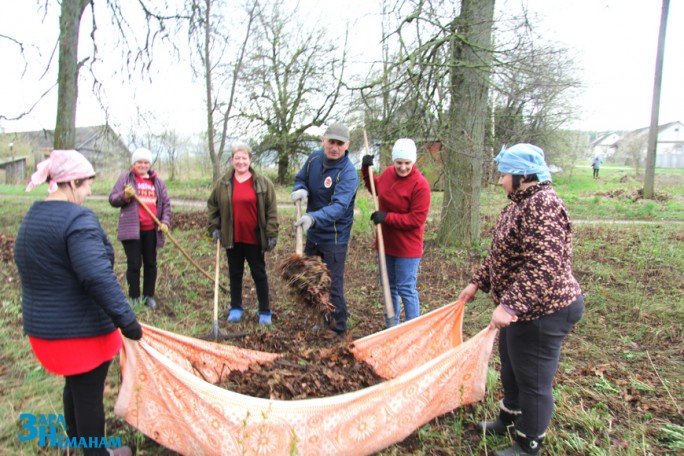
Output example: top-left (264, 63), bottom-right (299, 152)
top-left (0, 0), bottom-right (681, 135)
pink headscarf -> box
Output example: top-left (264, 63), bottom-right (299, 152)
top-left (26, 149), bottom-right (96, 193)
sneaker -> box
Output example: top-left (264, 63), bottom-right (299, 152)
top-left (259, 312), bottom-right (272, 326)
top-left (227, 308), bottom-right (243, 323)
top-left (144, 296), bottom-right (157, 310)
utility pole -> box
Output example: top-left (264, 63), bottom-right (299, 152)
top-left (643, 0), bottom-right (670, 199)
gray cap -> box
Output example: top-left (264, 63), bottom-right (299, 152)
top-left (323, 123), bottom-right (350, 142)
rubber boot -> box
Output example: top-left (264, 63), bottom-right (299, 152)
top-left (493, 430), bottom-right (545, 456)
top-left (227, 308), bottom-right (243, 323)
top-left (259, 311), bottom-right (272, 326)
top-left (477, 400), bottom-right (521, 436)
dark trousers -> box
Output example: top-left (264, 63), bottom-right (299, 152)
top-left (122, 230), bottom-right (157, 299)
top-left (63, 360), bottom-right (111, 455)
top-left (499, 296), bottom-right (584, 437)
top-left (226, 242), bottom-right (270, 313)
top-left (593, 168), bottom-right (599, 178)
top-left (305, 240), bottom-right (349, 332)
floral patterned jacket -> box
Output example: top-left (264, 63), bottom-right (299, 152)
top-left (471, 181), bottom-right (582, 321)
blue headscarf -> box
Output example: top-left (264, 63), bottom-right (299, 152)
top-left (495, 143), bottom-right (552, 183)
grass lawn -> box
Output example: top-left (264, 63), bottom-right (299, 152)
top-left (0, 164), bottom-right (682, 454)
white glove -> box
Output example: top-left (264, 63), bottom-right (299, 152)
top-left (294, 214), bottom-right (314, 234)
top-left (291, 189), bottom-right (308, 204)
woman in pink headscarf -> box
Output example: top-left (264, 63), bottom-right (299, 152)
top-left (15, 150), bottom-right (140, 455)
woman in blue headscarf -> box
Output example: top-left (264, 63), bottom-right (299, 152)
top-left (458, 144), bottom-right (584, 455)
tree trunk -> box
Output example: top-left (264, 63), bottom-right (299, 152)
top-left (54, 0), bottom-right (91, 149)
top-left (277, 151), bottom-right (289, 185)
top-left (437, 0), bottom-right (495, 248)
top-left (201, 0), bottom-right (221, 183)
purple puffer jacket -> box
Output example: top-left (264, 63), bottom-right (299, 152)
top-left (108, 170), bottom-right (171, 248)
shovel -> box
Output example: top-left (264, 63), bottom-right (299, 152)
top-left (197, 240), bottom-right (247, 341)
top-left (129, 191), bottom-right (228, 293)
top-left (363, 130), bottom-right (395, 322)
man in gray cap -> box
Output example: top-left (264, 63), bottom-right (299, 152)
top-left (291, 123), bottom-right (358, 336)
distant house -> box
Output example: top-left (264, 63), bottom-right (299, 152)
top-left (615, 121), bottom-right (684, 168)
top-left (0, 124), bottom-right (130, 176)
top-left (0, 156), bottom-right (28, 184)
top-left (591, 132), bottom-right (621, 161)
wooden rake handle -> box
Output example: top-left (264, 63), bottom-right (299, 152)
top-left (295, 200), bottom-right (304, 255)
top-left (213, 239), bottom-right (221, 322)
top-left (363, 130), bottom-right (395, 320)
top-left (129, 191), bottom-right (227, 293)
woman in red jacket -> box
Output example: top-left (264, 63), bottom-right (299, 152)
top-left (361, 138), bottom-right (431, 327)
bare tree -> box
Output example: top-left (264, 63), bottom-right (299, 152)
top-left (488, 33), bottom-right (582, 158)
top-left (361, 0), bottom-right (584, 245)
top-left (388, 0), bottom-right (496, 246)
top-left (161, 129), bottom-right (185, 182)
top-left (616, 133), bottom-right (648, 177)
top-left (31, 0), bottom-right (186, 149)
top-left (188, 0), bottom-right (259, 182)
top-left (243, 3), bottom-right (348, 184)
top-left (53, 0), bottom-right (92, 149)
top-left (437, 0), bottom-right (496, 247)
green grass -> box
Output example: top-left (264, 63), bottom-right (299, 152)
top-left (427, 165), bottom-right (684, 224)
top-left (1, 163), bottom-right (683, 455)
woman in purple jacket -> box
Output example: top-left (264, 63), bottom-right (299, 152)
top-left (109, 148), bottom-right (171, 310)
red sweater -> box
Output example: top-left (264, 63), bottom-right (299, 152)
top-left (232, 177), bottom-right (259, 245)
top-left (362, 165), bottom-right (431, 258)
top-left (135, 173), bottom-right (158, 231)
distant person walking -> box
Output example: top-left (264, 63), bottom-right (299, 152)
top-left (207, 142), bottom-right (279, 325)
top-left (109, 147), bottom-right (171, 310)
top-left (592, 157), bottom-right (601, 179)
top-left (361, 138), bottom-right (431, 328)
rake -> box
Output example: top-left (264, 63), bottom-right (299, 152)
top-left (197, 240), bottom-right (247, 341)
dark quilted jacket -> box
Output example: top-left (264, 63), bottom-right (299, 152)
top-left (14, 201), bottom-right (137, 339)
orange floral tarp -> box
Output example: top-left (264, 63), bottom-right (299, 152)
top-left (114, 300), bottom-right (496, 455)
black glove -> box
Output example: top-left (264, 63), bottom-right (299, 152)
top-left (211, 229), bottom-right (221, 241)
top-left (266, 237), bottom-right (277, 252)
top-left (362, 155), bottom-right (374, 168)
top-left (121, 320), bottom-right (143, 340)
top-left (370, 211), bottom-right (387, 225)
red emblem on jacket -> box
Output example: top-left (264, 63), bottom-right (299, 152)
top-left (324, 176), bottom-right (333, 188)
